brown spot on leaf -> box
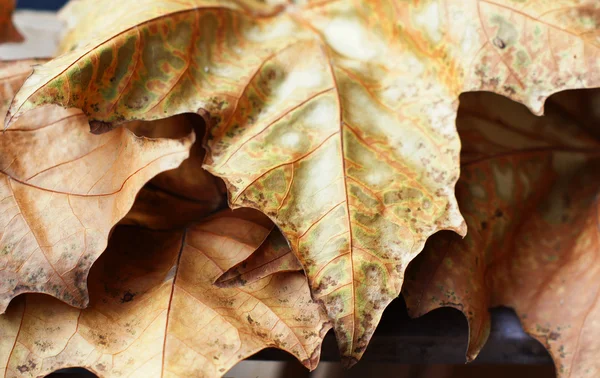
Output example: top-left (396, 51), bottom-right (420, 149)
top-left (120, 290), bottom-right (135, 303)
top-left (16, 360), bottom-right (36, 373)
top-left (313, 276), bottom-right (338, 294)
top-left (17, 365), bottom-right (30, 373)
top-left (493, 37), bottom-right (506, 49)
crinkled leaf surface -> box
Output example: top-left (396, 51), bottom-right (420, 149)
top-left (6, 0), bottom-right (600, 363)
top-left (216, 229), bottom-right (302, 288)
top-left (122, 116), bottom-right (227, 229)
top-left (0, 0), bottom-right (22, 44)
top-left (0, 61), bottom-right (194, 314)
top-left (130, 115), bottom-right (227, 208)
top-left (0, 210), bottom-right (330, 378)
top-left (402, 91), bottom-right (600, 376)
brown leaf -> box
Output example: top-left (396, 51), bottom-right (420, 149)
top-left (0, 61), bottom-right (194, 313)
top-left (7, 0), bottom-right (600, 363)
top-left (121, 186), bottom-right (221, 230)
top-left (0, 60), bottom-right (44, 118)
top-left (140, 116), bottom-right (227, 207)
top-left (122, 115), bottom-right (227, 230)
top-left (216, 229), bottom-right (303, 288)
top-left (0, 0), bottom-right (22, 44)
top-left (402, 90), bottom-right (600, 376)
top-left (1, 210), bottom-right (331, 377)
top-left (189, 208), bottom-right (274, 273)
top-left (545, 88), bottom-right (600, 141)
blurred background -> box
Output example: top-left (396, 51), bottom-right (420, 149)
top-left (17, 0), bottom-right (67, 9)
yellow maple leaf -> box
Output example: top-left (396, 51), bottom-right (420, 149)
top-left (4, 0), bottom-right (600, 363)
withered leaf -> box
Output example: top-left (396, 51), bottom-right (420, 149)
top-left (216, 229), bottom-right (303, 288)
top-left (0, 61), bottom-right (194, 313)
top-left (184, 208), bottom-right (274, 273)
top-left (134, 116), bottom-right (227, 209)
top-left (402, 90), bottom-right (600, 377)
top-left (121, 186), bottom-right (222, 230)
top-left (0, 0), bottom-right (22, 44)
top-left (5, 0), bottom-right (600, 363)
top-left (0, 60), bottom-right (44, 116)
top-left (122, 115), bottom-right (227, 230)
top-left (1, 210), bottom-right (331, 377)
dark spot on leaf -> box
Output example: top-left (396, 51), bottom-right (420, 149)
top-left (34, 340), bottom-right (53, 352)
top-left (17, 360), bottom-right (36, 373)
top-left (495, 209), bottom-right (503, 218)
top-left (503, 85), bottom-right (516, 95)
top-left (493, 37), bottom-right (506, 49)
top-left (17, 365), bottom-right (30, 373)
top-left (120, 290), bottom-right (135, 303)
top-left (313, 276), bottom-right (338, 294)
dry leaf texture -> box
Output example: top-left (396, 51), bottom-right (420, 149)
top-left (122, 115), bottom-right (227, 229)
top-left (0, 61), bottom-right (44, 117)
top-left (216, 229), bottom-right (303, 288)
top-left (0, 210), bottom-right (330, 378)
top-left (135, 116), bottom-right (227, 208)
top-left (0, 61), bottom-right (194, 313)
top-left (403, 91), bottom-right (600, 377)
top-left (4, 0), bottom-right (600, 363)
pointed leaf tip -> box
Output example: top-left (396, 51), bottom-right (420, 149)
top-left (2, 211), bottom-right (331, 376)
top-left (0, 61), bottom-right (195, 313)
top-left (404, 91), bottom-right (600, 376)
top-left (6, 0), bottom-right (600, 363)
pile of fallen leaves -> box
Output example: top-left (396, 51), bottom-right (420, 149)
top-left (1, 0), bottom-right (600, 376)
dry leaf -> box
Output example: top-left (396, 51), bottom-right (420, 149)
top-left (1, 210), bottom-right (331, 377)
top-left (183, 208), bottom-right (274, 273)
top-left (57, 0), bottom-right (106, 53)
top-left (122, 115), bottom-right (227, 229)
top-left (151, 141), bottom-right (227, 206)
top-left (402, 91), bottom-right (600, 377)
top-left (0, 0), bottom-right (22, 44)
top-left (5, 0), bottom-right (600, 363)
top-left (121, 186), bottom-right (222, 230)
top-left (0, 61), bottom-right (194, 313)
top-left (0, 60), bottom-right (44, 116)
top-left (546, 88), bottom-right (600, 141)
top-left (132, 116), bottom-right (227, 207)
top-left (216, 229), bottom-right (303, 288)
